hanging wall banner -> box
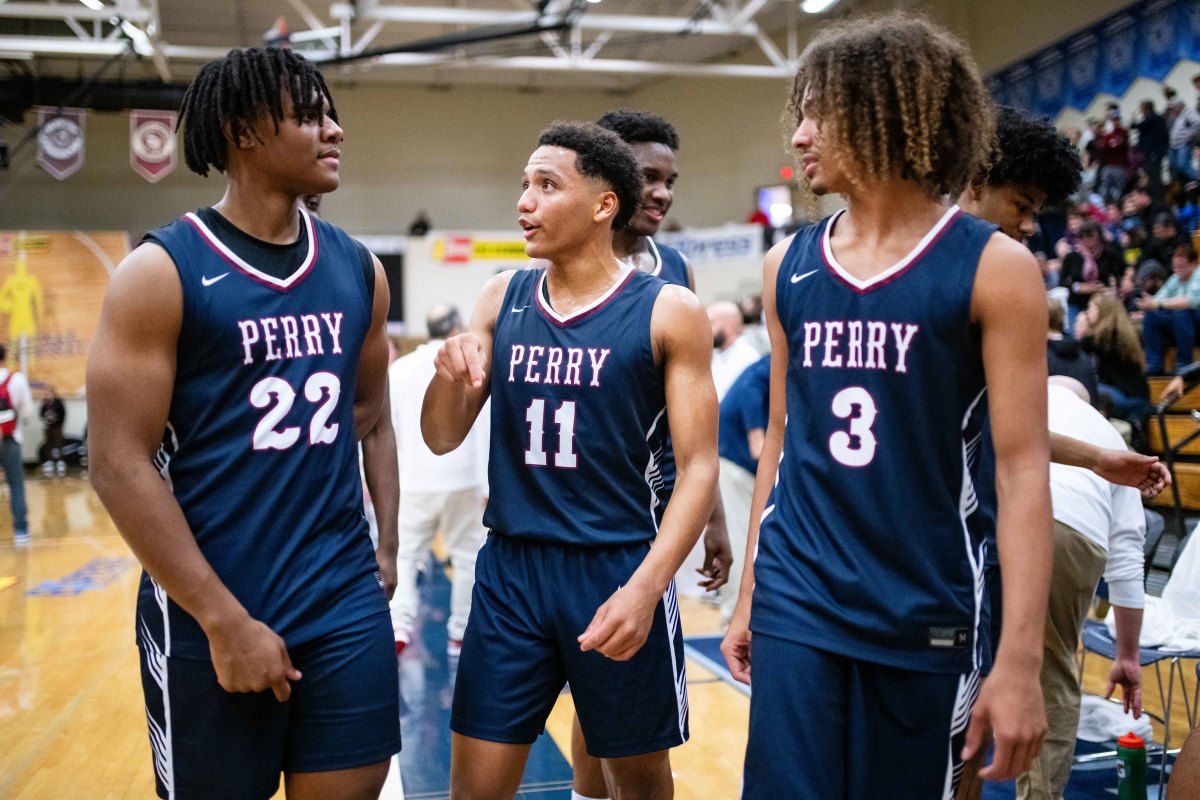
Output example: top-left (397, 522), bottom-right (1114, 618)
top-left (36, 107), bottom-right (85, 181)
top-left (1140, 0), bottom-right (1182, 81)
top-left (1184, 0), bottom-right (1200, 60)
top-left (1034, 48), bottom-right (1067, 118)
top-left (1065, 33), bottom-right (1101, 112)
top-left (1007, 63), bottom-right (1035, 113)
top-left (129, 110), bottom-right (178, 183)
top-left (1100, 13), bottom-right (1140, 97)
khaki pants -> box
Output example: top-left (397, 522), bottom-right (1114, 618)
top-left (1016, 521), bottom-right (1107, 800)
top-left (716, 457), bottom-right (756, 625)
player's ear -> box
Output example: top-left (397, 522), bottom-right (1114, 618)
top-left (594, 190), bottom-right (619, 226)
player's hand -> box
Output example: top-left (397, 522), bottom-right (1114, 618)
top-left (206, 614), bottom-right (301, 703)
top-left (578, 582), bottom-right (659, 661)
top-left (1106, 657), bottom-right (1143, 718)
top-left (962, 660), bottom-right (1045, 781)
top-left (698, 521), bottom-right (732, 591)
top-left (720, 599), bottom-right (752, 685)
top-left (375, 544), bottom-right (399, 600)
top-left (1092, 449), bottom-right (1171, 499)
top-left (433, 333), bottom-right (487, 388)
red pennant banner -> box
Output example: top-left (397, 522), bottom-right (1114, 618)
top-left (36, 107), bottom-right (85, 180)
top-left (130, 110), bottom-right (178, 183)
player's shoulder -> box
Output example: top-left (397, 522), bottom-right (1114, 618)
top-left (978, 230), bottom-right (1039, 277)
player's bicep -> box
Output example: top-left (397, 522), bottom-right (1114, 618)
top-left (354, 255), bottom-right (391, 416)
top-left (973, 235), bottom-right (1050, 468)
top-left (87, 244), bottom-right (182, 462)
top-left (656, 287), bottom-right (718, 469)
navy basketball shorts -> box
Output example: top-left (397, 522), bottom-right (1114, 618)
top-left (743, 633), bottom-right (980, 800)
top-left (978, 562), bottom-right (1003, 677)
top-left (138, 611), bottom-right (400, 800)
top-left (451, 533), bottom-right (689, 758)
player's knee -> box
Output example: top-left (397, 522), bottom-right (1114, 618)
top-left (602, 750), bottom-right (673, 799)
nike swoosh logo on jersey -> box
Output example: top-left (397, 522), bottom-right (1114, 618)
top-left (511, 305), bottom-right (529, 313)
top-left (202, 273), bottom-right (230, 287)
top-left (791, 269), bottom-right (818, 284)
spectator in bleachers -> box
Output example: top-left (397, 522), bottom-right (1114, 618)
top-left (1017, 378), bottom-right (1145, 800)
top-left (1169, 93), bottom-right (1200, 188)
top-left (1096, 104), bottom-right (1133, 203)
top-left (1133, 100), bottom-right (1169, 204)
top-left (1141, 212), bottom-right (1188, 267)
top-left (1048, 296), bottom-right (1100, 404)
top-left (1124, 259), bottom-right (1168, 318)
top-left (1059, 220), bottom-right (1124, 328)
top-left (1136, 241), bottom-right (1200, 374)
top-left (1075, 293), bottom-right (1152, 432)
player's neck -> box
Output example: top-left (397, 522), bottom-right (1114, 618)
top-left (545, 240), bottom-right (627, 312)
top-left (841, 180), bottom-right (950, 248)
top-left (611, 231), bottom-right (654, 272)
top-left (212, 181), bottom-right (303, 245)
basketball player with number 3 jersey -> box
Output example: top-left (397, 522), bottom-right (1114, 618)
top-left (720, 15), bottom-right (1053, 800)
top-left (87, 48), bottom-right (398, 800)
top-left (422, 121), bottom-right (718, 798)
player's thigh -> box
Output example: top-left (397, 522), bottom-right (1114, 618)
top-left (846, 661), bottom-right (979, 800)
top-left (450, 733), bottom-right (532, 800)
top-left (138, 647), bottom-right (289, 800)
top-left (560, 545), bottom-right (687, 759)
top-left (741, 634), bottom-right (849, 800)
top-left (285, 761), bottom-right (391, 800)
top-left (451, 534), bottom-right (567, 744)
top-left (284, 612), bottom-right (401, 774)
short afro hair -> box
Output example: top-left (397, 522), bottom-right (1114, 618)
top-left (596, 109), bottom-right (680, 151)
top-left (978, 105), bottom-right (1081, 205)
top-left (537, 121), bottom-right (644, 231)
top-left (178, 47), bottom-right (337, 177)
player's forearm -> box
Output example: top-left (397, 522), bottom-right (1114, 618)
top-left (1112, 605), bottom-right (1144, 661)
top-left (629, 455), bottom-right (718, 595)
top-left (994, 466), bottom-right (1053, 667)
top-left (738, 422), bottom-right (785, 602)
top-left (362, 426), bottom-right (399, 554)
top-left (1048, 432), bottom-right (1101, 470)
top-left (91, 450), bottom-right (248, 633)
top-left (420, 374), bottom-right (484, 454)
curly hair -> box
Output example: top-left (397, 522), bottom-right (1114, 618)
top-left (1087, 294), bottom-right (1145, 370)
top-left (596, 109), bottom-right (680, 151)
top-left (976, 105), bottom-right (1081, 204)
top-left (786, 13), bottom-right (993, 199)
top-left (537, 121), bottom-right (644, 231)
top-left (178, 47), bottom-right (337, 177)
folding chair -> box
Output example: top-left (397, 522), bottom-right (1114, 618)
top-left (1079, 619), bottom-right (1200, 798)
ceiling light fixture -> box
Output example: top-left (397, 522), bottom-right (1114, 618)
top-left (800, 0), bottom-right (840, 13)
top-left (78, 0), bottom-right (107, 10)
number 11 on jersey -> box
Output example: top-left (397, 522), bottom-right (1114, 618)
top-left (525, 398), bottom-right (578, 468)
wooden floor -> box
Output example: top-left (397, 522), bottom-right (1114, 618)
top-left (0, 475), bottom-right (1194, 798)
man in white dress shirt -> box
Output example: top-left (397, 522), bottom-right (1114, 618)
top-left (708, 301), bottom-right (761, 401)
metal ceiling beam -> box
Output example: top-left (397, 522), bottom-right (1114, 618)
top-left (328, 4), bottom-right (762, 36)
top-left (372, 52), bottom-right (791, 79)
top-left (0, 2), bottom-right (152, 23)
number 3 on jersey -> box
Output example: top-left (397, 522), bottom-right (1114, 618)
top-left (829, 386), bottom-right (877, 467)
top-left (525, 398), bottom-right (577, 468)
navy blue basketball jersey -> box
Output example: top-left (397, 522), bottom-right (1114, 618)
top-left (137, 207), bottom-right (386, 660)
top-left (484, 266), bottom-right (670, 545)
top-left (751, 205), bottom-right (997, 674)
top-left (646, 239), bottom-right (689, 497)
top-left (649, 239), bottom-right (690, 289)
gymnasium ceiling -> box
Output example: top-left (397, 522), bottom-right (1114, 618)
top-left (0, 0), bottom-right (1136, 93)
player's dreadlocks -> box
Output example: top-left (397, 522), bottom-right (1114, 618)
top-left (178, 47), bottom-right (337, 177)
top-left (786, 13), bottom-right (993, 200)
top-left (596, 109), bottom-right (680, 151)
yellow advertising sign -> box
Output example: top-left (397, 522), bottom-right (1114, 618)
top-left (434, 235), bottom-right (528, 264)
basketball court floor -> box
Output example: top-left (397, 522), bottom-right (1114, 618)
top-left (0, 474), bottom-right (1194, 798)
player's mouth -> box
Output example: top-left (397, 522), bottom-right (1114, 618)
top-left (318, 148), bottom-right (340, 166)
top-left (519, 218), bottom-right (539, 239)
top-left (642, 207), bottom-right (665, 223)
top-left (801, 154), bottom-right (818, 178)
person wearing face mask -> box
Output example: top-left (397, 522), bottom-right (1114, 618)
top-left (707, 300), bottom-right (761, 401)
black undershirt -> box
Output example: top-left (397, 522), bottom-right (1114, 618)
top-left (195, 207), bottom-right (374, 303)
